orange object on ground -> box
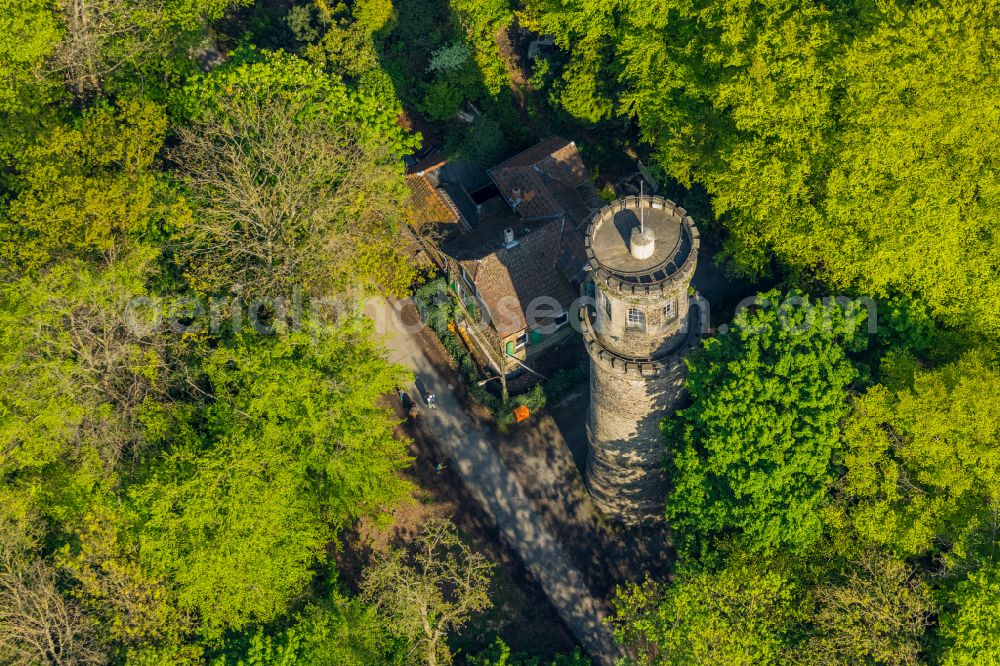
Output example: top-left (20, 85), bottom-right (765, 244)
top-left (513, 405), bottom-right (530, 423)
top-left (457, 325), bottom-right (474, 350)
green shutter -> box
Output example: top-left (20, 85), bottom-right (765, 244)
top-left (505, 341), bottom-right (515, 355)
top-left (530, 329), bottom-right (544, 344)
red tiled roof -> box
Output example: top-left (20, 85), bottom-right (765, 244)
top-left (489, 136), bottom-right (597, 226)
top-left (494, 136), bottom-right (584, 174)
top-left (406, 173), bottom-right (459, 229)
top-left (450, 216), bottom-right (583, 338)
top-left (491, 167), bottom-right (562, 221)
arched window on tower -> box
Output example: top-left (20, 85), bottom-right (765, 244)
top-left (626, 307), bottom-right (646, 332)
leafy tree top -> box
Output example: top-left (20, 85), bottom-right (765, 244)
top-left (839, 351), bottom-right (1000, 566)
top-left (171, 48), bottom-right (418, 156)
top-left (665, 290), bottom-right (870, 556)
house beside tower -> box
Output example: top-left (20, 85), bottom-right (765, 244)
top-left (407, 137), bottom-right (600, 380)
top-left (406, 138), bottom-right (702, 524)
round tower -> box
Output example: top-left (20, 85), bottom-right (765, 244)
top-left (581, 195), bottom-right (700, 524)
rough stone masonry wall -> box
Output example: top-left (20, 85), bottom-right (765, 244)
top-left (582, 198), bottom-right (700, 524)
top-left (584, 350), bottom-right (688, 523)
top-left (594, 280), bottom-right (691, 359)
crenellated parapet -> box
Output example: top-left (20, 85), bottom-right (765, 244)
top-left (584, 195), bottom-right (700, 297)
top-left (579, 303), bottom-right (698, 378)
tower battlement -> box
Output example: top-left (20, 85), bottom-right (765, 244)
top-left (582, 195), bottom-right (700, 524)
top-left (584, 195), bottom-right (700, 293)
top-left (579, 304), bottom-right (698, 379)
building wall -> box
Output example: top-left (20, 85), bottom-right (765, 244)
top-left (593, 279), bottom-right (691, 359)
top-left (500, 329), bottom-right (528, 367)
top-left (584, 350), bottom-right (689, 519)
top-left (583, 201), bottom-right (700, 524)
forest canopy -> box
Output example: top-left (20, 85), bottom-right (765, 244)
top-left (1, 0), bottom-right (998, 664)
top-left (520, 0), bottom-right (1000, 338)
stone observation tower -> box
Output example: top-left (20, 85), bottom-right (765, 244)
top-left (581, 195), bottom-right (700, 524)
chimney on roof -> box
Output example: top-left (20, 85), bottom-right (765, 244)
top-left (511, 187), bottom-right (522, 208)
top-left (503, 227), bottom-right (518, 249)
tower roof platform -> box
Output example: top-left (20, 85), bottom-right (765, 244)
top-left (585, 195), bottom-right (699, 290)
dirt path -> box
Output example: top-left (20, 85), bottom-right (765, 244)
top-left (373, 298), bottom-right (624, 665)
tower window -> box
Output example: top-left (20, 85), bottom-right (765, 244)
top-left (626, 308), bottom-right (646, 331)
top-left (602, 292), bottom-right (612, 319)
top-left (663, 299), bottom-right (677, 323)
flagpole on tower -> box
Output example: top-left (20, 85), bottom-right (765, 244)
top-left (640, 180), bottom-right (645, 234)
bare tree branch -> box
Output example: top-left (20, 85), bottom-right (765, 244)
top-left (361, 518), bottom-right (493, 666)
top-left (0, 551), bottom-right (105, 666)
top-left (171, 90), bottom-right (412, 300)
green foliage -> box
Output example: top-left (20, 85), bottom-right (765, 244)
top-left (469, 637), bottom-right (590, 665)
top-left (797, 551), bottom-right (936, 666)
top-left (133, 325), bottom-right (412, 635)
top-left (875, 296), bottom-right (941, 362)
top-left (56, 509), bottom-right (174, 645)
top-left (454, 115), bottom-right (508, 166)
top-left (287, 5), bottom-right (322, 44)
top-left (303, 0), bottom-right (398, 98)
top-left (938, 563), bottom-right (1000, 666)
top-left (362, 518), bottom-right (494, 666)
top-left (415, 277), bottom-right (455, 334)
top-left (0, 0), bottom-right (61, 158)
top-left (0, 222), bottom-right (420, 658)
top-left (420, 77), bottom-right (466, 121)
top-left (0, 4), bottom-right (534, 663)
top-left (450, 0), bottom-right (513, 95)
top-left (542, 365), bottom-right (588, 404)
top-left (209, 596), bottom-right (408, 666)
top-left (838, 352), bottom-right (1000, 565)
top-left (612, 551), bottom-right (802, 665)
top-left (553, 61), bottom-right (615, 124)
top-left (524, 0), bottom-right (1000, 338)
top-left (518, 0), bottom-right (617, 123)
top-left (134, 441), bottom-right (327, 635)
top-left (517, 0), bottom-right (1000, 659)
top-left (527, 54), bottom-right (552, 91)
top-left (513, 384), bottom-right (546, 412)
top-left (1, 100), bottom-right (183, 273)
top-left (0, 247), bottom-right (166, 483)
top-left (16, 0), bottom-right (1000, 662)
top-left (49, 0), bottom-right (251, 100)
top-left (427, 42), bottom-right (473, 73)
top-left (0, 0), bottom-right (59, 109)
top-left (170, 49), bottom-right (417, 298)
top-left (665, 291), bottom-right (867, 556)
top-left (375, 0), bottom-right (529, 165)
top-left (172, 47), bottom-right (415, 156)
